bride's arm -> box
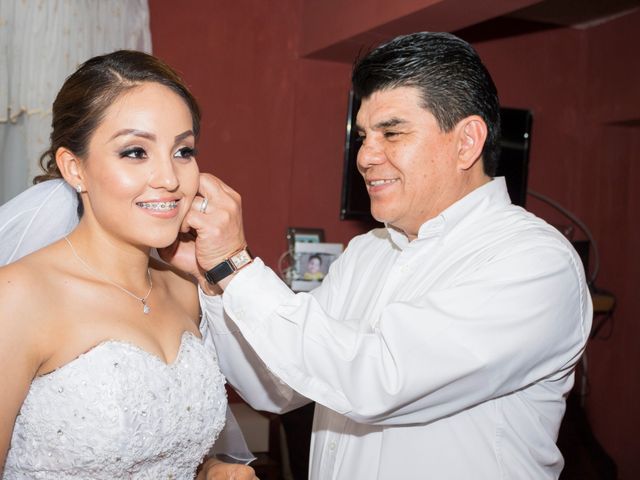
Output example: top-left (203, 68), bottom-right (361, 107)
top-left (0, 265), bottom-right (49, 473)
top-left (196, 457), bottom-right (256, 480)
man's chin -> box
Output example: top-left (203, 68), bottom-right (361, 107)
top-left (369, 206), bottom-right (389, 224)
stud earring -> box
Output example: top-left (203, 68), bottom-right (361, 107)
top-left (75, 184), bottom-right (83, 193)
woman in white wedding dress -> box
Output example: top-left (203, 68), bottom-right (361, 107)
top-left (0, 51), bottom-right (256, 479)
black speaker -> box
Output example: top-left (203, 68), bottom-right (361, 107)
top-left (496, 107), bottom-right (532, 208)
top-left (339, 90), bottom-right (367, 220)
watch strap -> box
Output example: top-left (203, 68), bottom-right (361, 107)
top-left (204, 247), bottom-right (253, 284)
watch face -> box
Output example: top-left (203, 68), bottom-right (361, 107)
top-left (230, 249), bottom-right (252, 269)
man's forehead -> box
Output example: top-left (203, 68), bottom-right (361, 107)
top-left (360, 86), bottom-right (421, 106)
top-left (356, 86), bottom-right (427, 127)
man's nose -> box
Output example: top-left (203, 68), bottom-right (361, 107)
top-left (356, 140), bottom-right (386, 170)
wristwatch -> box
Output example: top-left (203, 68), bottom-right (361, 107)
top-left (204, 247), bottom-right (253, 284)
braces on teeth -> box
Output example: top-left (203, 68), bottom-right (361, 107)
top-left (138, 201), bottom-right (178, 210)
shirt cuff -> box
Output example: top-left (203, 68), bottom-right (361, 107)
top-left (198, 285), bottom-right (240, 334)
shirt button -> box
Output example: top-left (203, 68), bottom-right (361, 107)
top-left (329, 441), bottom-right (336, 451)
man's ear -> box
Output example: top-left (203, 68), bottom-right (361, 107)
top-left (456, 115), bottom-right (487, 171)
top-left (55, 147), bottom-right (85, 191)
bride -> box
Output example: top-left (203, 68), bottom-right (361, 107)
top-left (0, 50), bottom-right (256, 479)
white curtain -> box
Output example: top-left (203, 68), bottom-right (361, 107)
top-left (0, 0), bottom-right (151, 204)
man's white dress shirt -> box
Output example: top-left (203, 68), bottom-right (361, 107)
top-left (201, 178), bottom-right (592, 479)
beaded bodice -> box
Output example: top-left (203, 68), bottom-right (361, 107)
top-left (3, 331), bottom-right (227, 479)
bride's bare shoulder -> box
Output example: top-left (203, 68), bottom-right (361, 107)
top-left (0, 249), bottom-right (66, 371)
top-left (0, 242), bottom-right (69, 327)
top-left (0, 254), bottom-right (45, 305)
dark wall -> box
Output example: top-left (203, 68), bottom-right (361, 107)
top-left (578, 14), bottom-right (639, 476)
top-left (150, 1), bottom-right (640, 476)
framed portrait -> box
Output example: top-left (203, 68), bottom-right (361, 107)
top-left (290, 241), bottom-right (343, 292)
top-left (286, 227), bottom-right (325, 253)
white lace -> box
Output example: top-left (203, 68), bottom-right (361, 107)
top-left (3, 331), bottom-right (227, 479)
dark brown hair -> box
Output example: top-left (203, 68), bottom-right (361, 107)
top-left (35, 50), bottom-right (201, 183)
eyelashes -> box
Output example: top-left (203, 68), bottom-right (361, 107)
top-left (175, 147), bottom-right (197, 159)
top-left (118, 146), bottom-right (198, 160)
top-left (120, 147), bottom-right (146, 159)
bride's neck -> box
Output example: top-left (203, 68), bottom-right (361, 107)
top-left (66, 224), bottom-right (152, 283)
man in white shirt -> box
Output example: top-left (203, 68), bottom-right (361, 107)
top-left (193, 32), bottom-right (592, 479)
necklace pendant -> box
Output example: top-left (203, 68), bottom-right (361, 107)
top-left (143, 302), bottom-right (151, 314)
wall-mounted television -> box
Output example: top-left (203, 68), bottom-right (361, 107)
top-left (339, 90), bottom-right (533, 220)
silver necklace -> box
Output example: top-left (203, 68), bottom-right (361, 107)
top-left (64, 236), bottom-right (153, 314)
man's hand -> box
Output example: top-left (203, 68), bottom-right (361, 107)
top-left (158, 173), bottom-right (247, 287)
top-left (158, 231), bottom-right (199, 277)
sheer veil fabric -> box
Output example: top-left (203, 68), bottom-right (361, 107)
top-left (0, 179), bottom-right (254, 465)
top-left (0, 179), bottom-right (79, 264)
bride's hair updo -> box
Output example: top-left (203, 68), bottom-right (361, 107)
top-left (35, 50), bottom-right (201, 183)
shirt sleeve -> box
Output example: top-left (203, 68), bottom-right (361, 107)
top-left (199, 287), bottom-right (310, 413)
top-left (222, 240), bottom-right (592, 426)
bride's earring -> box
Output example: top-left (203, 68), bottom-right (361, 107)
top-left (75, 184), bottom-right (83, 193)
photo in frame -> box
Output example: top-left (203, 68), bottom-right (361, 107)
top-left (290, 241), bottom-right (343, 292)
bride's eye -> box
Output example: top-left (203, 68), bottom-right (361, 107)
top-left (120, 147), bottom-right (147, 159)
top-left (175, 147), bottom-right (197, 159)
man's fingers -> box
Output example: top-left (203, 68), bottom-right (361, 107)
top-left (198, 173), bottom-right (240, 203)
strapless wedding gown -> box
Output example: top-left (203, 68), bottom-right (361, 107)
top-left (3, 327), bottom-right (228, 479)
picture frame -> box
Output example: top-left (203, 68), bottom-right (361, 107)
top-left (290, 241), bottom-right (343, 292)
top-left (286, 227), bottom-right (325, 253)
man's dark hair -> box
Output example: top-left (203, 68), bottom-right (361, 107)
top-left (352, 32), bottom-right (501, 176)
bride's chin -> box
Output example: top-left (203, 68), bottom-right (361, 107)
top-left (142, 229), bottom-right (183, 250)
top-left (152, 236), bottom-right (180, 250)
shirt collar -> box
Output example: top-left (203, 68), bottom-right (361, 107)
top-left (385, 177), bottom-right (512, 249)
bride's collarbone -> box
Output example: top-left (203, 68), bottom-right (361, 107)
top-left (5, 255), bottom-right (200, 376)
top-left (35, 316), bottom-right (201, 377)
top-left (33, 279), bottom-right (200, 377)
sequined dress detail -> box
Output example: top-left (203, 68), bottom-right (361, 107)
top-left (3, 330), bottom-right (227, 479)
